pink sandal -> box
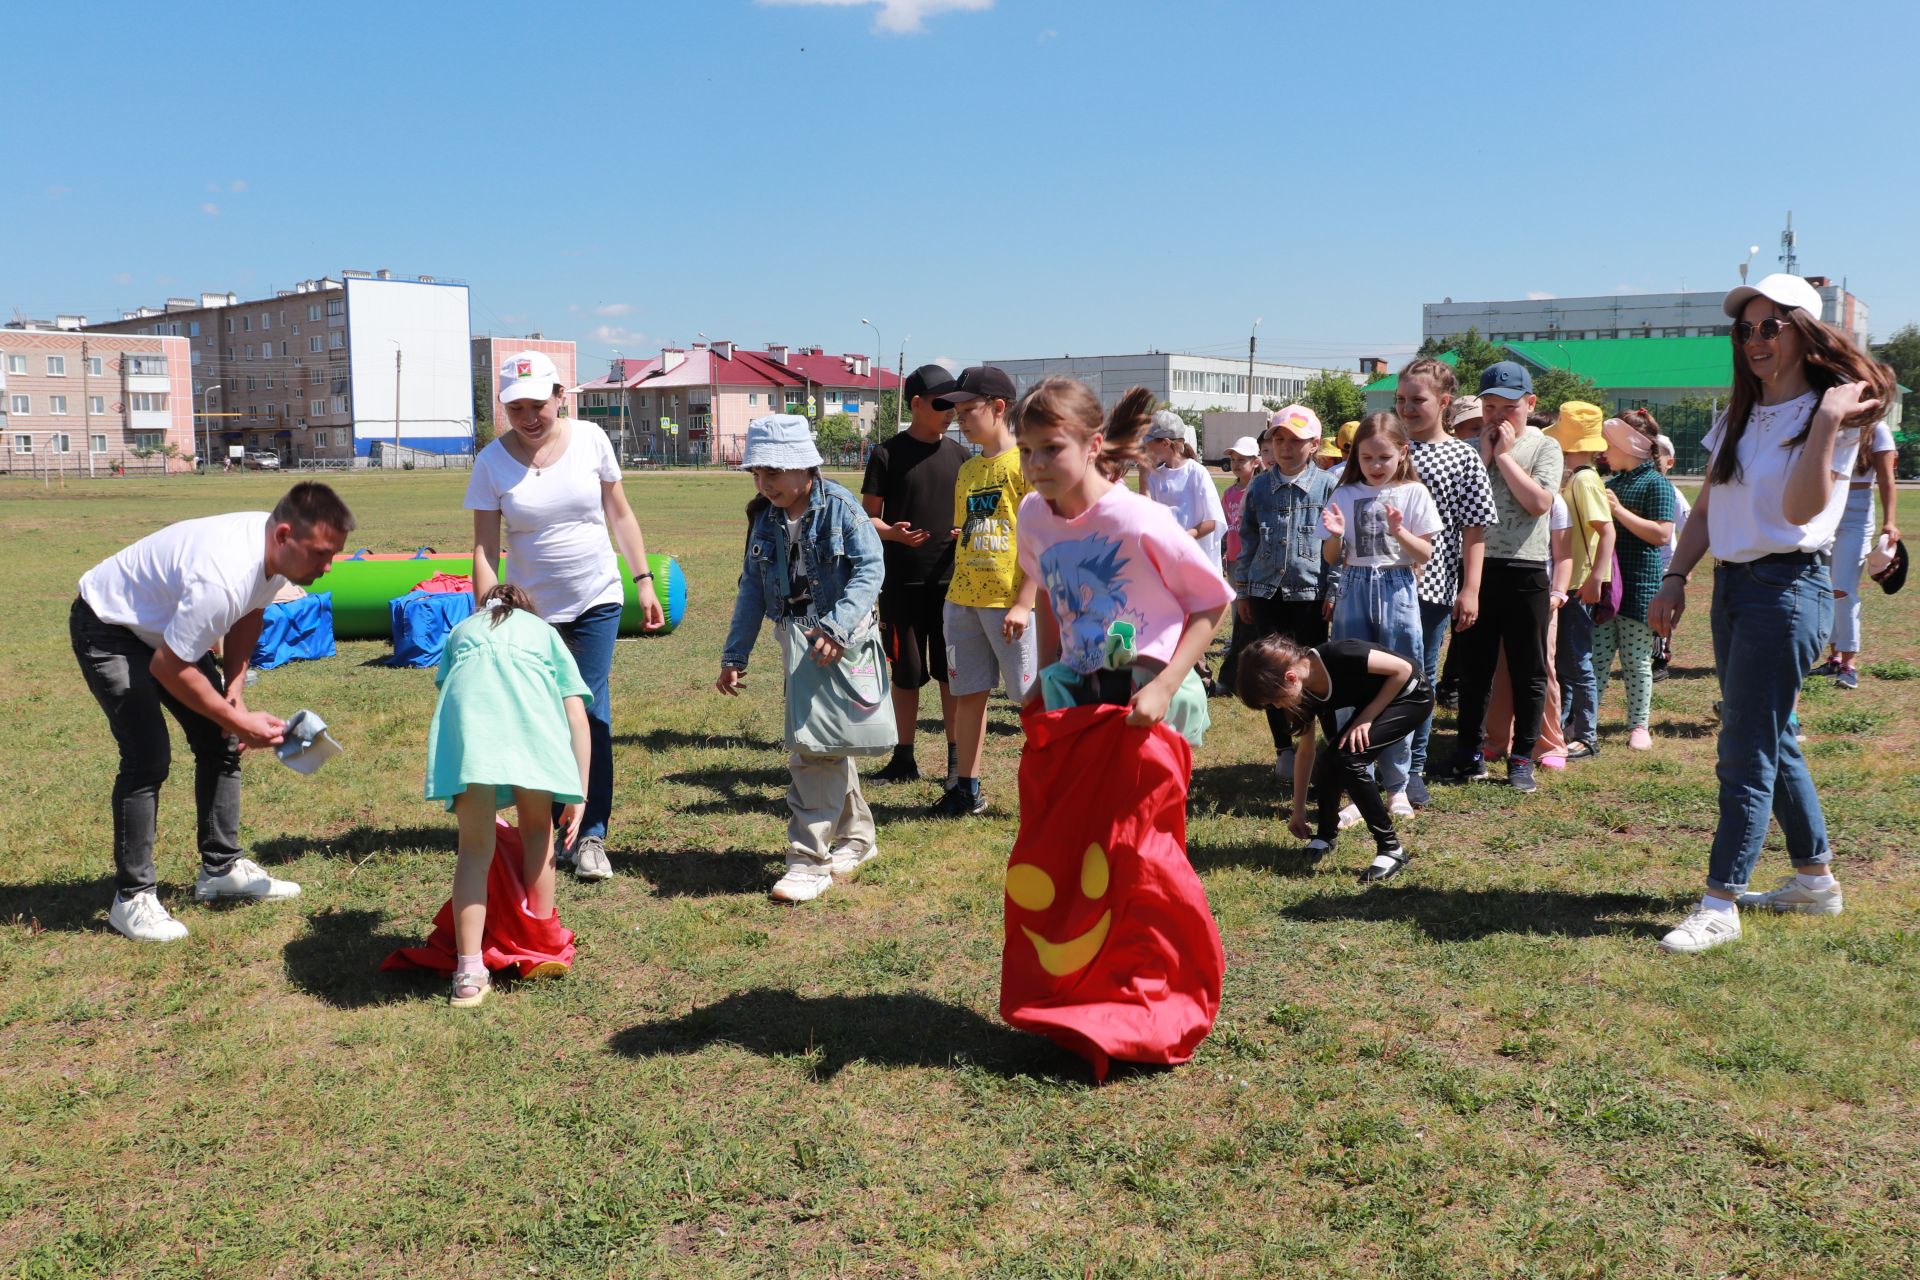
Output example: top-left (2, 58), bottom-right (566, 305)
top-left (449, 965), bottom-right (491, 1008)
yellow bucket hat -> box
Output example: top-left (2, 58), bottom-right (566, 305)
top-left (1550, 400), bottom-right (1606, 453)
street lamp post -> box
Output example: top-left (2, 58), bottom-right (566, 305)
top-left (387, 339), bottom-right (403, 468)
top-left (1739, 244), bottom-right (1761, 284)
top-left (202, 385), bottom-right (220, 471)
top-left (860, 318), bottom-right (882, 442)
top-left (1247, 316), bottom-right (1262, 412)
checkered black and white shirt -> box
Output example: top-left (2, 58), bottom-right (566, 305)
top-left (1410, 436), bottom-right (1498, 606)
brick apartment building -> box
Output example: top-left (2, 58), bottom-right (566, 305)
top-left (0, 323), bottom-right (194, 474)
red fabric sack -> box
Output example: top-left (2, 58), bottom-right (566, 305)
top-left (413, 572), bottom-right (474, 595)
top-left (382, 818), bottom-right (575, 977)
top-left (999, 704), bottom-right (1224, 1081)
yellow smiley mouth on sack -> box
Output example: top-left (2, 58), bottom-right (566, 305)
top-left (1006, 842), bottom-right (1112, 977)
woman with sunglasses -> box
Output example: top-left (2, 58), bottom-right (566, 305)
top-left (1648, 275), bottom-right (1894, 953)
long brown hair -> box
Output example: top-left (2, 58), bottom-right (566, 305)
top-left (1335, 412), bottom-right (1418, 488)
top-left (1011, 377), bottom-right (1155, 482)
top-left (1710, 306), bottom-right (1896, 486)
top-left (1235, 633), bottom-right (1314, 733)
top-left (480, 582), bottom-right (534, 629)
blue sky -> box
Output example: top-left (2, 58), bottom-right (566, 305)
top-left (8, 0), bottom-right (1917, 376)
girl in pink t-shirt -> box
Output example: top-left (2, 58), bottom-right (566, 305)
top-left (1003, 380), bottom-right (1234, 747)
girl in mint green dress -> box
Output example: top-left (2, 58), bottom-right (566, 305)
top-left (426, 584), bottom-right (591, 1006)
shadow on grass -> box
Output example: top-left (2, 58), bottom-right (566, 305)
top-left (662, 764), bottom-right (934, 824)
top-left (608, 987), bottom-right (1083, 1081)
top-left (1281, 886), bottom-right (1678, 942)
top-left (1189, 762), bottom-right (1284, 817)
top-left (613, 728), bottom-right (771, 752)
top-left (615, 848), bottom-right (783, 898)
top-left (251, 825), bottom-right (452, 865)
top-left (1186, 838), bottom-right (1330, 877)
top-left (1650, 719), bottom-right (1718, 740)
top-left (0, 874), bottom-right (117, 933)
top-left (283, 907), bottom-right (422, 1009)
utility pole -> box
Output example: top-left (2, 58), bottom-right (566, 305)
top-left (82, 337), bottom-right (93, 478)
top-left (391, 344), bottom-right (403, 467)
top-left (1246, 318), bottom-right (1261, 412)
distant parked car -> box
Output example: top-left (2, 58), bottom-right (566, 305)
top-left (244, 451), bottom-right (282, 470)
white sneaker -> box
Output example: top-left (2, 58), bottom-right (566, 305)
top-left (1737, 875), bottom-right (1844, 916)
top-left (1337, 803), bottom-right (1363, 830)
top-left (108, 890), bottom-right (189, 942)
top-left (1659, 906), bottom-right (1742, 954)
top-left (771, 861), bottom-right (834, 904)
top-left (1388, 791), bottom-right (1415, 818)
top-left (192, 857), bottom-right (301, 903)
top-left (1275, 748), bottom-right (1295, 782)
top-left (830, 843), bottom-right (878, 881)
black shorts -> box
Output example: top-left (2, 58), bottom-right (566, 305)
top-left (879, 583), bottom-right (949, 690)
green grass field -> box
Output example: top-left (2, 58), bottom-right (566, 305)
top-left (3, 470), bottom-right (1917, 1279)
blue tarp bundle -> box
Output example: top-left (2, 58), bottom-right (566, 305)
top-left (252, 592), bottom-right (336, 670)
top-left (387, 591), bottom-right (476, 668)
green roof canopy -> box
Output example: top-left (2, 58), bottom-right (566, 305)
top-left (1504, 336), bottom-right (1731, 390)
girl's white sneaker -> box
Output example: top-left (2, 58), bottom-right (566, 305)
top-left (771, 862), bottom-right (834, 904)
top-left (1659, 907), bottom-right (1742, 954)
top-left (107, 890), bottom-right (189, 942)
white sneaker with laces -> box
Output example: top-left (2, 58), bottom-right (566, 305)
top-left (771, 861), bottom-right (834, 903)
top-left (1337, 803), bottom-right (1363, 830)
top-left (193, 857), bottom-right (301, 903)
top-left (108, 890), bottom-right (189, 942)
top-left (1659, 906), bottom-right (1742, 954)
top-left (1388, 791), bottom-right (1415, 818)
top-left (1737, 875), bottom-right (1844, 916)
top-left (830, 843), bottom-right (878, 881)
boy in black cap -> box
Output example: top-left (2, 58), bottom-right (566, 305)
top-left (862, 364), bottom-right (969, 784)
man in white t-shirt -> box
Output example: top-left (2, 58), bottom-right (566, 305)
top-left (71, 483), bottom-right (354, 941)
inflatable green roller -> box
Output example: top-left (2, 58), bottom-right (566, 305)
top-left (310, 552), bottom-right (688, 640)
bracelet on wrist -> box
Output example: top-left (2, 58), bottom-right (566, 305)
top-left (1661, 571), bottom-right (1688, 584)
top-left (634, 571), bottom-right (654, 582)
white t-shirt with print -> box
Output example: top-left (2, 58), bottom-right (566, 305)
top-left (1700, 393), bottom-right (1861, 563)
top-left (79, 511), bottom-right (287, 662)
top-left (1321, 481), bottom-right (1444, 570)
top-left (465, 423), bottom-right (624, 622)
top-left (1145, 457), bottom-right (1227, 574)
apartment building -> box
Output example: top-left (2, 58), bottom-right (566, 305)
top-left (85, 270), bottom-right (473, 464)
top-left (985, 350), bottom-right (1356, 415)
top-left (472, 335), bottom-right (578, 422)
top-left (0, 324), bottom-right (193, 474)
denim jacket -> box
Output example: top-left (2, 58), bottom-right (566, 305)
top-left (1236, 465), bottom-right (1340, 603)
top-left (722, 476), bottom-right (884, 671)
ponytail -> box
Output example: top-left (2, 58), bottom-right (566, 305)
top-left (481, 582), bottom-right (534, 629)
top-left (1011, 377), bottom-right (1157, 483)
top-left (1098, 386), bottom-right (1157, 481)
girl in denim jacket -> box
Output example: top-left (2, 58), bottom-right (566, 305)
top-left (716, 416), bottom-right (885, 903)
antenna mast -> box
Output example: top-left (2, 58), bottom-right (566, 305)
top-left (1778, 212), bottom-right (1799, 275)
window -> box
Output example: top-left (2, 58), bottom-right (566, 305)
top-left (91, 434), bottom-right (107, 453)
top-left (748, 392), bottom-right (760, 405)
top-left (259, 312), bottom-right (271, 331)
top-left (46, 355), bottom-right (66, 376)
top-left (11, 434), bottom-right (29, 453)
top-left (129, 392), bottom-right (167, 412)
top-left (10, 394), bottom-right (29, 414)
top-left (280, 342), bottom-right (288, 357)
top-left (242, 315), bottom-right (251, 332)
top-left (89, 396), bottom-right (105, 415)
top-left (126, 355), bottom-right (167, 376)
top-left (52, 433), bottom-right (71, 453)
top-left (331, 395), bottom-right (348, 414)
top-left (245, 345), bottom-right (254, 361)
top-left (314, 430), bottom-right (329, 448)
top-left (308, 305), bottom-right (321, 322)
top-left (4, 355), bottom-right (24, 375)
top-left (132, 431), bottom-right (163, 451)
top-left (326, 299), bottom-right (343, 317)
top-left (310, 399), bottom-right (325, 417)
top-left (265, 374), bottom-right (274, 389)
top-left (246, 376), bottom-right (257, 391)
top-left (328, 331), bottom-right (344, 349)
top-left (49, 396), bottom-right (67, 415)
top-left (309, 336), bottom-right (323, 353)
top-left (86, 356), bottom-right (103, 376)
top-left (309, 368), bottom-right (322, 384)
top-left (225, 317), bottom-right (235, 334)
top-left (189, 321), bottom-right (200, 338)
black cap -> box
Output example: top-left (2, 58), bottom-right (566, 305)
top-left (1874, 539), bottom-right (1908, 595)
top-left (904, 363), bottom-right (960, 403)
top-left (932, 365), bottom-right (1017, 410)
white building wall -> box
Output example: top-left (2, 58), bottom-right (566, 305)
top-left (344, 277), bottom-right (473, 457)
top-left (987, 352), bottom-right (1351, 414)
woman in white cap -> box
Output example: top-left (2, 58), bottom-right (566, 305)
top-left (1649, 275), bottom-right (1894, 953)
top-left (467, 350), bottom-right (666, 883)
top-left (717, 415), bottom-right (885, 903)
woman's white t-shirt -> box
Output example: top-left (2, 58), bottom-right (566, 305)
top-left (1700, 392), bottom-right (1861, 563)
top-left (1322, 481), bottom-right (1444, 570)
top-left (1145, 457), bottom-right (1227, 574)
top-left (465, 423), bottom-right (624, 622)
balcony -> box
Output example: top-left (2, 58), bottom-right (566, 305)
top-left (130, 408), bottom-right (172, 432)
top-left (125, 373), bottom-right (171, 394)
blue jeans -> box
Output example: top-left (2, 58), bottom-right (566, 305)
top-left (1332, 565), bottom-right (1423, 794)
top-left (1408, 599), bottom-right (1452, 780)
top-left (1706, 559), bottom-right (1834, 892)
top-left (1557, 600), bottom-right (1597, 747)
top-left (553, 602), bottom-right (620, 842)
top-left (1830, 486), bottom-right (1873, 654)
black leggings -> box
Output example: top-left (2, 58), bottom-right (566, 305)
top-left (1314, 680), bottom-right (1436, 847)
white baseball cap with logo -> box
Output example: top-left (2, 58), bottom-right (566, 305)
top-left (1722, 272), bottom-right (1824, 322)
top-left (498, 349), bottom-right (561, 404)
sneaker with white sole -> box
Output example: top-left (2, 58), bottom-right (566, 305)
top-left (1736, 875), bottom-right (1844, 916)
top-left (830, 844), bottom-right (878, 881)
top-left (571, 836), bottom-right (613, 882)
top-left (192, 857), bottom-right (301, 903)
top-left (771, 862), bottom-right (834, 903)
top-left (1337, 803), bottom-right (1363, 830)
top-left (107, 890), bottom-right (189, 942)
top-left (1658, 906), bottom-right (1743, 954)
top-left (1388, 791), bottom-right (1415, 818)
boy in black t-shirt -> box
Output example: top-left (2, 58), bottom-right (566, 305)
top-left (1236, 634), bottom-right (1434, 883)
top-left (861, 364), bottom-right (970, 784)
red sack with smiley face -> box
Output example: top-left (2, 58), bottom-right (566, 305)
top-left (999, 704), bottom-right (1224, 1081)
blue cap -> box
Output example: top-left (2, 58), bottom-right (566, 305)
top-left (1478, 361), bottom-right (1533, 399)
top-left (739, 414), bottom-right (822, 471)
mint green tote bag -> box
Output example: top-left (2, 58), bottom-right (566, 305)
top-left (782, 618), bottom-right (897, 757)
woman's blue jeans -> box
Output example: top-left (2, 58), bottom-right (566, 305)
top-left (1332, 565), bottom-right (1423, 794)
top-left (1706, 559), bottom-right (1834, 892)
top-left (553, 602), bottom-right (620, 842)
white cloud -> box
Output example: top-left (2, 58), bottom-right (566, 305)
top-left (46, 184), bottom-right (71, 197)
top-left (1525, 291), bottom-right (1556, 301)
top-left (590, 325), bottom-right (650, 348)
top-left (229, 179), bottom-right (246, 193)
top-left (931, 355), bottom-right (960, 372)
top-left (112, 272), bottom-right (134, 285)
top-left (1037, 27), bottom-right (1057, 41)
top-left (759, 0), bottom-right (992, 35)
top-left (200, 202), bottom-right (220, 216)
top-left (594, 302), bottom-right (635, 317)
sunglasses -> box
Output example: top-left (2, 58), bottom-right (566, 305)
top-left (1733, 316), bottom-right (1793, 343)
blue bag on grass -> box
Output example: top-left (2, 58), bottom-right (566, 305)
top-left (387, 591), bottom-right (475, 668)
top-left (252, 592), bottom-right (335, 670)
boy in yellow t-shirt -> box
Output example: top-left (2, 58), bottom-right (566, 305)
top-left (1548, 401), bottom-right (1615, 760)
top-left (932, 366), bottom-right (1034, 818)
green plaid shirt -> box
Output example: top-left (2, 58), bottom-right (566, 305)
top-left (1605, 460), bottom-right (1676, 622)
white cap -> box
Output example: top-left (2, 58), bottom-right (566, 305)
top-left (1226, 435), bottom-right (1260, 458)
top-left (498, 349), bottom-right (561, 404)
top-left (1723, 272), bottom-right (1823, 321)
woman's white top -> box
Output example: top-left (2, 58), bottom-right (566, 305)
top-left (465, 423), bottom-right (624, 622)
top-left (1701, 393), bottom-right (1860, 563)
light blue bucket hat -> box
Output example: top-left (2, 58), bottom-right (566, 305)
top-left (739, 414), bottom-right (823, 471)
